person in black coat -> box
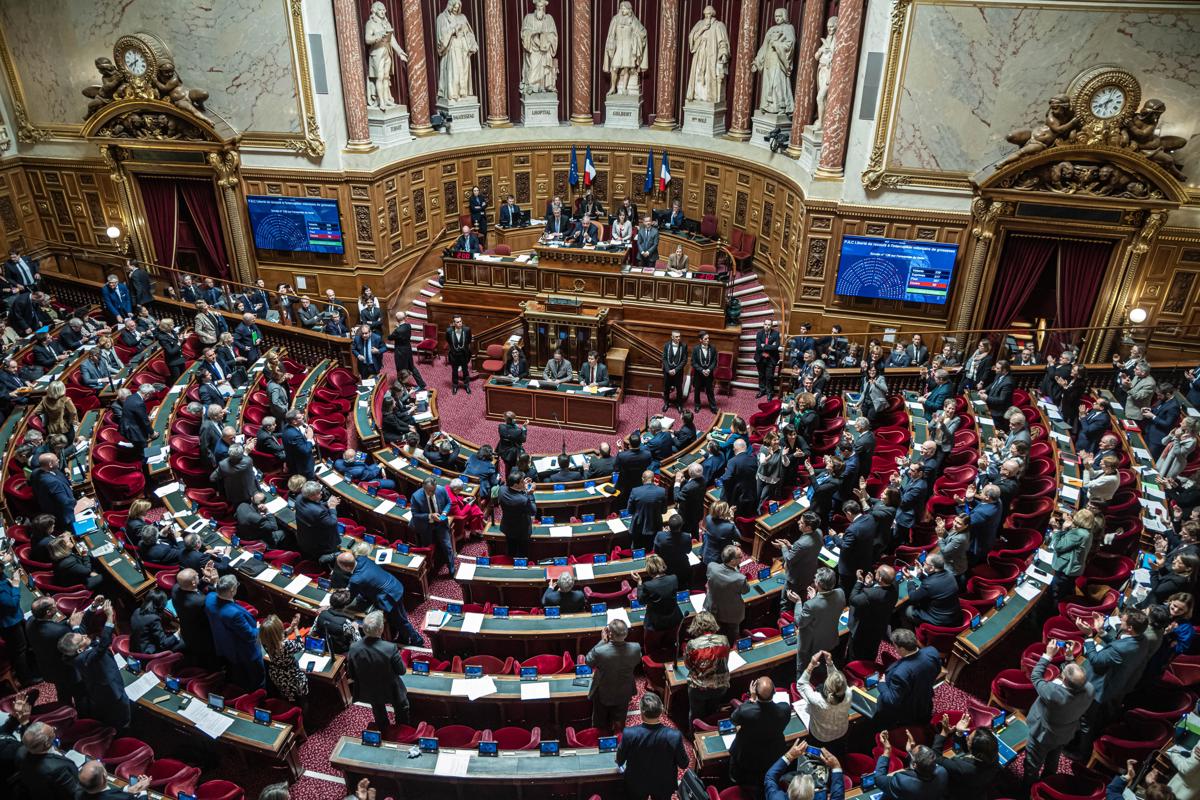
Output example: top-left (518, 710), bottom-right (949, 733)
top-left (674, 462), bottom-right (706, 536)
top-left (721, 439), bottom-right (759, 517)
top-left (586, 442), bottom-right (616, 479)
top-left (469, 186), bottom-right (489, 236)
top-left (627, 472), bottom-right (668, 551)
top-left (387, 311), bottom-right (425, 388)
top-left (497, 471), bottom-right (537, 558)
top-left (931, 715), bottom-right (1001, 800)
top-left (49, 535), bottom-right (103, 592)
top-left (661, 330), bottom-right (689, 413)
top-left (903, 554), bottom-right (962, 627)
top-left (137, 525), bottom-right (183, 566)
top-left (872, 629), bottom-right (942, 731)
top-left (848, 565), bottom-right (899, 661)
top-left (542, 572), bottom-right (587, 613)
top-left (29, 454), bottom-right (78, 533)
top-left (445, 315), bottom-right (473, 393)
top-left (126, 261), bottom-right (154, 308)
top-left (652, 513), bottom-right (694, 591)
top-left (31, 332), bottom-right (67, 372)
top-left (196, 370), bottom-right (225, 410)
top-left (616, 692), bottom-right (689, 800)
top-left (233, 313), bottom-right (263, 363)
top-left (255, 417), bottom-right (286, 462)
top-left (25, 596), bottom-right (82, 705)
top-left (832, 500), bottom-right (877, 598)
top-left (614, 432), bottom-right (653, 506)
top-left (496, 411), bottom-right (527, 473)
top-left (171, 568), bottom-right (217, 668)
top-left (60, 601), bottom-right (130, 729)
top-left (313, 591), bottom-right (359, 655)
top-left (236, 494), bottom-right (287, 548)
top-left (980, 359), bottom-right (1015, 431)
top-left (120, 384), bottom-right (155, 468)
top-left (130, 589), bottom-right (182, 654)
top-left (295, 482), bottom-right (342, 567)
top-left (16, 721), bottom-right (83, 800)
top-left (80, 760), bottom-right (151, 800)
top-left (635, 555), bottom-right (683, 643)
top-left (153, 319), bottom-right (185, 381)
top-left (729, 676), bottom-right (792, 787)
top-left (347, 611), bottom-right (409, 732)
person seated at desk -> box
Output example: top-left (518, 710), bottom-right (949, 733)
top-left (498, 194), bottom-right (523, 227)
top-left (546, 453), bottom-right (583, 483)
top-left (323, 314), bottom-right (350, 337)
top-left (673, 410), bottom-right (698, 450)
top-left (137, 525), bottom-right (183, 566)
top-left (586, 441), bottom-right (616, 479)
top-left (615, 197), bottom-right (638, 227)
top-left (667, 245), bottom-right (689, 272)
top-left (543, 572), bottom-right (587, 613)
top-left (334, 447), bottom-right (396, 490)
top-left (543, 348), bottom-right (573, 382)
top-left (644, 417), bottom-right (675, 467)
top-left (452, 224), bottom-right (481, 254)
top-left (636, 215), bottom-right (659, 267)
top-left (500, 346), bottom-right (528, 379)
top-left (236, 492), bottom-right (289, 548)
top-left (579, 350), bottom-right (609, 387)
top-left (464, 444), bottom-right (500, 497)
top-left (544, 206), bottom-right (572, 238)
top-left (577, 188), bottom-right (604, 219)
top-left (663, 199), bottom-right (685, 230)
top-left (425, 433), bottom-right (462, 469)
top-left (610, 208), bottom-right (633, 245)
top-left (572, 214), bottom-right (600, 246)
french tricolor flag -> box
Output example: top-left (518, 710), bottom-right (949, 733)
top-left (583, 146), bottom-right (597, 186)
top-left (659, 150), bottom-right (671, 192)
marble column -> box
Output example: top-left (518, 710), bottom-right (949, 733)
top-left (401, 0), bottom-right (433, 135)
top-left (816, 0), bottom-right (864, 174)
top-left (651, 0), bottom-right (681, 130)
top-left (787, 0), bottom-right (825, 156)
top-left (570, 1), bottom-right (594, 124)
top-left (728, 0), bottom-right (761, 140)
top-left (330, 0), bottom-right (374, 151)
top-left (483, 0), bottom-right (510, 126)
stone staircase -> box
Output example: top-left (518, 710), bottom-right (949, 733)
top-left (730, 272), bottom-right (774, 391)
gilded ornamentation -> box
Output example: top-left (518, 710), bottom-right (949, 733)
top-left (1133, 210), bottom-right (1167, 254)
top-left (969, 197), bottom-right (1010, 240)
top-left (97, 111), bottom-right (207, 142)
top-left (1004, 159), bottom-right (1162, 199)
top-left (865, 223), bottom-right (887, 236)
top-left (354, 205), bottom-right (372, 241)
top-left (84, 34), bottom-right (211, 123)
top-left (206, 151), bottom-right (240, 189)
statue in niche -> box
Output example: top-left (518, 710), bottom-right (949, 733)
top-left (685, 5), bottom-right (730, 104)
top-left (1123, 99), bottom-right (1188, 181)
top-left (364, 1), bottom-right (408, 110)
top-left (83, 57), bottom-right (123, 118)
top-left (519, 0), bottom-right (558, 95)
top-left (153, 60), bottom-right (210, 123)
top-left (997, 95), bottom-right (1080, 168)
top-left (603, 1), bottom-right (648, 97)
top-left (751, 8), bottom-right (796, 115)
top-left (435, 0), bottom-right (478, 102)
top-left (812, 16), bottom-right (838, 130)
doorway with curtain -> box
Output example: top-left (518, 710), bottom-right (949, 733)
top-left (136, 175), bottom-right (231, 280)
top-left (981, 233), bottom-right (1115, 355)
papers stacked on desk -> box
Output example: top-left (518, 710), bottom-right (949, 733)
top-left (179, 700), bottom-right (235, 739)
top-left (461, 612), bottom-right (485, 633)
top-left (451, 676), bottom-right (497, 700)
top-left (284, 575), bottom-right (311, 595)
top-left (124, 672), bottom-right (160, 701)
top-left (520, 681), bottom-right (551, 701)
top-left (574, 563), bottom-right (594, 580)
top-left (434, 750), bottom-right (472, 777)
top-left (264, 496), bottom-right (288, 514)
top-left (606, 518), bottom-right (628, 533)
top-left (456, 562), bottom-right (477, 581)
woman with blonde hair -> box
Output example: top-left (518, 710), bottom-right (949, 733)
top-left (683, 610), bottom-right (730, 731)
top-left (36, 380), bottom-right (78, 440)
top-left (796, 650), bottom-right (851, 754)
top-left (1157, 417), bottom-right (1199, 480)
top-left (97, 334), bottom-right (125, 374)
top-left (125, 498), bottom-right (154, 544)
top-left (258, 613), bottom-right (309, 705)
top-left (702, 500), bottom-right (738, 565)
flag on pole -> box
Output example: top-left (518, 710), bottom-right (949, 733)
top-left (583, 146), bottom-right (597, 186)
top-left (643, 149), bottom-right (654, 195)
top-left (569, 145), bottom-right (579, 187)
top-left (659, 150), bottom-right (672, 192)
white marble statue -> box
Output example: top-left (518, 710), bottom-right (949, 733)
top-left (751, 7), bottom-right (797, 115)
top-left (603, 1), bottom-right (648, 97)
top-left (812, 16), bottom-right (838, 130)
top-left (364, 1), bottom-right (408, 110)
top-left (686, 5), bottom-right (731, 104)
top-left (519, 0), bottom-right (558, 95)
top-left (435, 0), bottom-right (478, 102)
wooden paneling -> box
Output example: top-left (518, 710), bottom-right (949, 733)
top-left (1128, 227), bottom-right (1200, 349)
top-left (13, 160), bottom-right (117, 253)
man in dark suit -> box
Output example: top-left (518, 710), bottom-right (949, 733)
top-left (348, 611), bottom-right (410, 731)
top-left (893, 462), bottom-right (928, 544)
top-left (579, 350), bottom-right (609, 387)
top-left (542, 572), bottom-right (587, 613)
top-left (282, 409), bottom-right (315, 479)
top-left (544, 207), bottom-right (571, 236)
top-left (965, 484), bottom-right (1003, 566)
top-left (546, 453), bottom-right (583, 483)
top-left (903, 553), bottom-right (960, 627)
top-left (351, 324), bottom-right (384, 378)
top-left (584, 619), bottom-right (642, 733)
top-left (100, 274), bottom-right (133, 324)
top-left (663, 199), bottom-right (685, 230)
top-left (171, 568), bottom-right (217, 668)
top-left (29, 454), bottom-right (77, 533)
top-left (852, 417), bottom-right (876, 482)
top-left (205, 574), bottom-right (264, 689)
top-left (210, 445), bottom-right (257, 507)
top-left (832, 499), bottom-right (877, 598)
top-left (195, 371), bottom-right (224, 410)
top-left (643, 418), bottom-right (674, 469)
top-left (387, 311), bottom-right (425, 389)
top-left (60, 600), bottom-right (130, 729)
top-left (872, 736), bottom-right (949, 800)
top-left (652, 513), bottom-right (694, 590)
top-left (616, 692), bottom-right (689, 800)
top-left (498, 195), bottom-right (523, 228)
top-left (255, 417), bottom-right (286, 463)
top-left (295, 480), bottom-right (342, 567)
top-left (233, 313), bottom-right (263, 363)
top-left (497, 470), bottom-right (537, 558)
top-left (496, 410), bottom-right (526, 473)
top-left (409, 477), bottom-right (455, 570)
top-left (586, 442), bottom-right (616, 479)
top-left (1075, 398), bottom-right (1112, 454)
top-left (571, 214), bottom-right (600, 246)
top-left (1143, 385), bottom-right (1182, 458)
top-left (872, 628), bottom-right (941, 730)
top-left (25, 596), bottom-right (82, 705)
top-left (31, 332), bottom-right (67, 372)
top-left (9, 291), bottom-right (52, 335)
top-left (729, 676), bottom-right (792, 788)
top-left (1022, 641), bottom-right (1094, 792)
top-left (5, 248), bottom-right (39, 291)
top-left (627, 471), bottom-right (667, 551)
top-left (754, 320), bottom-right (782, 399)
top-left (445, 315), bottom-right (472, 395)
top-left (614, 432), bottom-right (653, 506)
top-left (721, 438), bottom-right (759, 518)
top-left (692, 331), bottom-right (718, 413)
top-left (980, 359), bottom-right (1015, 430)
top-left (673, 462), bottom-right (706, 536)
top-left (848, 565), bottom-right (899, 661)
top-left (125, 260), bottom-right (154, 308)
top-left (136, 526), bottom-right (182, 566)
top-left (452, 224), bottom-right (481, 254)
top-left (79, 761), bottom-right (150, 800)
top-left (118, 384), bottom-right (155, 468)
top-left (16, 721), bottom-right (82, 800)
top-left (1074, 609), bottom-right (1151, 754)
top-left (337, 551), bottom-right (423, 645)
top-left (661, 330), bottom-right (688, 413)
top-left (235, 494), bottom-right (287, 548)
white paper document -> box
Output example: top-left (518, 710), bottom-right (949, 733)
top-left (520, 681), bottom-right (551, 700)
top-left (1015, 582), bottom-right (1041, 602)
top-left (254, 568), bottom-right (280, 583)
top-left (124, 672), bottom-right (160, 701)
top-left (298, 653), bottom-right (331, 672)
top-left (154, 481), bottom-right (182, 498)
top-left (229, 551), bottom-right (253, 567)
top-left (549, 526), bottom-right (573, 538)
top-left (686, 551), bottom-right (701, 566)
top-left (689, 593), bottom-right (707, 613)
top-left (264, 497), bottom-right (288, 514)
top-left (727, 651), bottom-right (747, 671)
top-left (461, 612), bottom-right (485, 633)
top-left (574, 563), bottom-right (594, 580)
top-left (374, 499), bottom-right (396, 515)
top-left (456, 563), bottom-right (477, 581)
top-left (408, 555), bottom-right (425, 570)
top-left (424, 610), bottom-right (449, 630)
top-left (792, 697), bottom-right (811, 727)
top-left (434, 750), bottom-right (472, 777)
top-left (606, 518), bottom-right (628, 533)
top-left (284, 575), bottom-right (311, 595)
top-left (464, 677), bottom-right (497, 700)
top-left (195, 710), bottom-right (234, 739)
top-left (607, 607), bottom-right (631, 626)
top-left (721, 733), bottom-right (736, 749)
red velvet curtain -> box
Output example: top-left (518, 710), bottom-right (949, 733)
top-left (982, 235), bottom-right (1057, 333)
top-left (1052, 238), bottom-right (1112, 354)
top-left (179, 181), bottom-right (231, 280)
top-left (138, 177), bottom-right (178, 268)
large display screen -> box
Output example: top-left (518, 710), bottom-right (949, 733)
top-left (246, 195), bottom-right (345, 254)
top-left (833, 235), bottom-right (958, 305)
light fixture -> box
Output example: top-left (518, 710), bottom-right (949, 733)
top-left (1128, 307), bottom-right (1148, 324)
top-left (106, 225), bottom-right (121, 240)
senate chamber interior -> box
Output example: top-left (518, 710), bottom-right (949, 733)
top-left (0, 1), bottom-right (1198, 800)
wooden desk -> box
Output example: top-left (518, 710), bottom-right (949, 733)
top-left (483, 377), bottom-right (621, 433)
top-left (534, 243), bottom-right (626, 273)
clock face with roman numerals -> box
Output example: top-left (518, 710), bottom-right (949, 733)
top-left (1089, 85), bottom-right (1126, 119)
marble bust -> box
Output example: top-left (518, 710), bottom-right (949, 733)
top-left (603, 1), bottom-right (648, 97)
top-left (751, 8), bottom-right (796, 115)
top-left (686, 5), bottom-right (731, 104)
top-left (812, 16), bottom-right (838, 130)
top-left (364, 1), bottom-right (408, 110)
top-left (519, 0), bottom-right (558, 95)
top-left (435, 0), bottom-right (478, 102)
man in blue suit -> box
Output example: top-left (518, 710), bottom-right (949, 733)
top-left (893, 462), bottom-right (928, 544)
top-left (787, 323), bottom-right (816, 369)
top-left (872, 733), bottom-right (948, 800)
top-left (872, 629), bottom-right (941, 731)
top-left (902, 553), bottom-right (961, 627)
top-left (100, 273), bottom-right (132, 323)
top-left (1075, 398), bottom-right (1111, 453)
top-left (336, 550), bottom-right (422, 645)
top-left (282, 409), bottom-right (315, 479)
top-left (616, 692), bottom-right (689, 800)
top-left (1143, 384), bottom-right (1181, 459)
top-left (333, 447), bottom-right (395, 489)
top-left (832, 500), bottom-right (877, 597)
top-left (205, 574), bottom-right (264, 689)
top-left (626, 471), bottom-right (667, 551)
top-left (295, 481), bottom-right (342, 567)
top-left (351, 324), bottom-right (384, 378)
top-left (409, 478), bottom-right (455, 572)
top-left (964, 484), bottom-right (1003, 566)
top-left (233, 312), bottom-right (263, 363)
top-left (1075, 609), bottom-right (1151, 752)
top-left (614, 431), bottom-right (653, 506)
top-left (29, 453), bottom-right (77, 532)
top-left (765, 742), bottom-right (844, 800)
top-left (721, 438), bottom-right (759, 517)
top-left (643, 418), bottom-right (674, 469)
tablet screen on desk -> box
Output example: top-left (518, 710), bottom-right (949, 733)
top-left (478, 741), bottom-right (498, 757)
top-left (591, 603), bottom-right (606, 615)
top-left (419, 737), bottom-right (439, 753)
top-left (520, 666), bottom-right (538, 680)
top-left (208, 694), bottom-right (224, 711)
top-left (717, 719), bottom-right (734, 735)
top-left (598, 736), bottom-right (618, 753)
top-left (545, 606), bottom-right (561, 618)
top-left (539, 741), bottom-right (559, 756)
top-left (253, 708), bottom-right (271, 724)
top-left (362, 730), bottom-right (382, 747)
top-left (413, 661), bottom-right (430, 675)
top-left (304, 636), bottom-right (326, 654)
top-left (465, 665), bottom-right (484, 678)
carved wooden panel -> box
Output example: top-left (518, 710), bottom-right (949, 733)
top-left (703, 183), bottom-right (717, 216)
top-left (413, 188), bottom-right (426, 224)
top-left (515, 172), bottom-right (530, 204)
top-left (444, 180), bottom-right (459, 215)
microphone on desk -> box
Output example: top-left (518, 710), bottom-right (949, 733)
top-left (644, 384), bottom-right (653, 431)
top-left (552, 412), bottom-right (567, 456)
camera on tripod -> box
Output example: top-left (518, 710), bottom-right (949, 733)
top-left (763, 126), bottom-right (789, 154)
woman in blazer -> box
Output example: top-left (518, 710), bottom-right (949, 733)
top-left (501, 347), bottom-right (528, 379)
top-left (1157, 418), bottom-right (1199, 480)
top-left (636, 554), bottom-right (683, 642)
top-left (50, 535), bottom-right (103, 591)
top-left (701, 501), bottom-right (739, 565)
top-left (154, 318), bottom-right (185, 381)
top-left (930, 398), bottom-right (962, 455)
top-left (358, 287), bottom-right (383, 332)
top-left (858, 363), bottom-right (888, 423)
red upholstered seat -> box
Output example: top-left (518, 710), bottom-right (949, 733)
top-left (492, 726), bottom-right (541, 750)
top-left (481, 343), bottom-right (505, 374)
top-left (455, 654), bottom-right (515, 675)
top-left (431, 725), bottom-right (487, 748)
top-left (195, 780), bottom-right (245, 800)
top-left (520, 652), bottom-right (576, 675)
top-left (416, 322), bottom-right (439, 363)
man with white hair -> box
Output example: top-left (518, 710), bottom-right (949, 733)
top-left (453, 224), bottom-right (481, 254)
top-left (205, 574), bottom-right (264, 689)
top-left (17, 720), bottom-right (82, 800)
top-left (347, 610), bottom-right (410, 732)
top-left (79, 759), bottom-right (150, 799)
top-left (119, 383), bottom-right (157, 472)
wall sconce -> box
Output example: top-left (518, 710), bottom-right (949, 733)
top-left (1121, 306), bottom-right (1148, 347)
top-left (106, 225), bottom-right (128, 256)
top-left (1127, 307), bottom-right (1148, 324)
